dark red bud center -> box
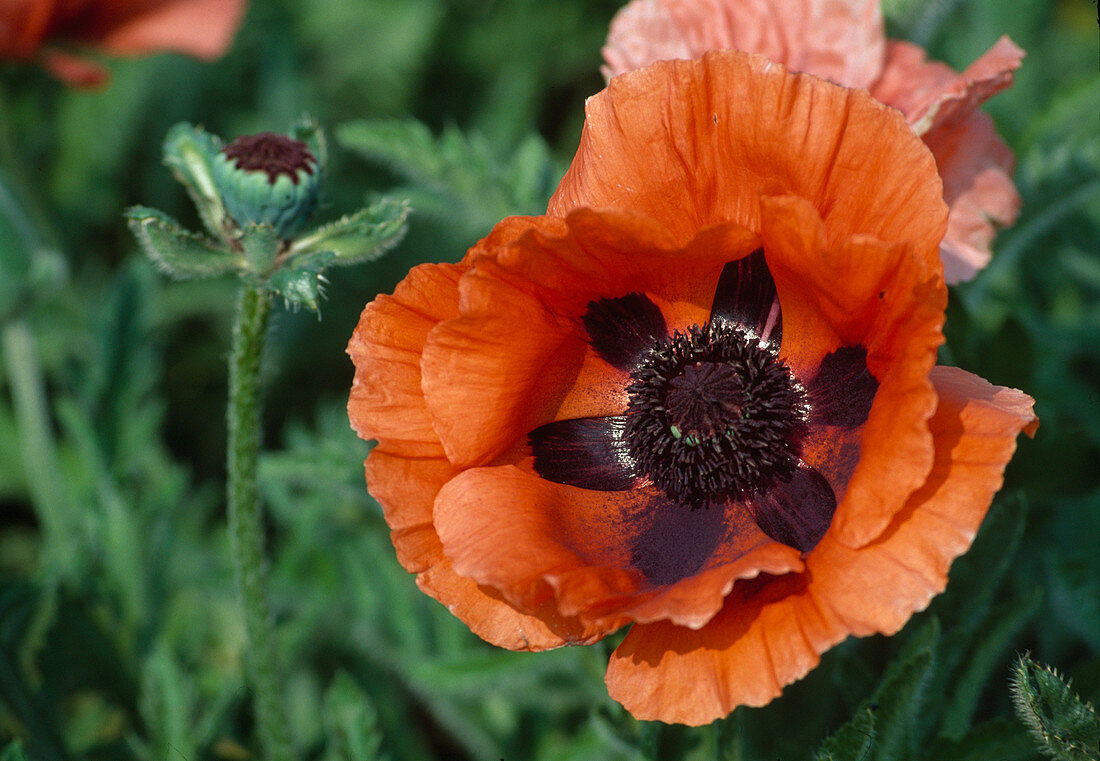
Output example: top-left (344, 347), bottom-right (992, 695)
top-left (221, 133), bottom-right (315, 184)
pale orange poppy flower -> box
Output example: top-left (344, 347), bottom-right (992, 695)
top-left (0, 0), bottom-right (247, 86)
top-left (348, 51), bottom-right (1037, 724)
top-left (602, 0), bottom-right (1024, 283)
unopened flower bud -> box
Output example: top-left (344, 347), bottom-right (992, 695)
top-left (213, 132), bottom-right (320, 238)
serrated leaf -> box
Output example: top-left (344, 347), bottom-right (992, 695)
top-left (287, 198), bottom-right (409, 267)
top-left (817, 619), bottom-right (937, 761)
top-left (336, 119), bottom-right (557, 244)
top-left (1011, 655), bottom-right (1100, 761)
top-left (870, 621), bottom-right (938, 761)
top-left (126, 206), bottom-right (243, 279)
top-left (815, 708), bottom-right (876, 761)
top-left (162, 122), bottom-right (231, 241)
top-left (323, 671), bottom-right (383, 761)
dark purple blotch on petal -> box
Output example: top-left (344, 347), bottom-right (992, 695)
top-left (582, 293), bottom-right (667, 371)
top-left (808, 346), bottom-right (878, 429)
top-left (630, 493), bottom-right (726, 586)
top-left (709, 248), bottom-right (782, 347)
top-left (529, 416), bottom-right (637, 491)
top-left (747, 464), bottom-right (837, 553)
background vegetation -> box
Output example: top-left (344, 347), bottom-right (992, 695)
top-left (1, 0), bottom-right (1097, 758)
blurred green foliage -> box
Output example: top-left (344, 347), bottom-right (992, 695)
top-left (1, 0), bottom-right (1098, 758)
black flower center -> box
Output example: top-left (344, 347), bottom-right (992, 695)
top-left (221, 132), bottom-right (316, 184)
top-left (528, 250), bottom-right (876, 557)
top-left (624, 321), bottom-right (808, 507)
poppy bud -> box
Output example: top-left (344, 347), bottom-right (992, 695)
top-left (213, 132), bottom-right (320, 238)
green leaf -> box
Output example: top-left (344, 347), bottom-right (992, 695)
top-left (940, 590), bottom-right (1042, 740)
top-left (336, 119), bottom-right (558, 244)
top-left (287, 197), bottom-right (410, 267)
top-left (137, 643), bottom-right (198, 761)
top-left (1011, 655), bottom-right (1100, 761)
top-left (930, 718), bottom-right (1037, 761)
top-left (815, 619), bottom-right (938, 761)
top-left (162, 122), bottom-right (231, 241)
top-left (814, 708), bottom-right (875, 761)
top-left (126, 206), bottom-right (243, 279)
top-left (323, 671), bottom-right (383, 761)
top-left (0, 741), bottom-right (29, 761)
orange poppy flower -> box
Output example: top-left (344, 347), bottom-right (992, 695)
top-left (347, 51), bottom-right (1037, 724)
top-left (602, 0), bottom-right (1024, 284)
top-left (0, 0), bottom-right (247, 87)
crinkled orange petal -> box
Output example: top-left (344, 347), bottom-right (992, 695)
top-left (927, 111), bottom-right (1021, 284)
top-left (421, 210), bottom-right (759, 468)
top-left (551, 50), bottom-right (946, 256)
top-left (348, 263), bottom-right (464, 446)
top-left (348, 262), bottom-right (603, 651)
top-left (602, 0), bottom-right (884, 89)
top-left (76, 0), bottom-right (247, 60)
top-left (433, 464), bottom-right (804, 630)
top-left (873, 37), bottom-right (1024, 138)
top-left (605, 366), bottom-right (1037, 724)
top-left (759, 195), bottom-right (946, 547)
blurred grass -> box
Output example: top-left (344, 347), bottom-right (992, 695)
top-left (1, 0), bottom-right (1098, 758)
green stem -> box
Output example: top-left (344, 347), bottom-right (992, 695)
top-left (226, 281), bottom-right (294, 761)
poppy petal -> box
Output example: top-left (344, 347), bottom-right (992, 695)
top-left (80, 0), bottom-right (248, 61)
top-left (601, 0), bottom-right (886, 91)
top-left (421, 211), bottom-right (759, 468)
top-left (605, 366), bottom-right (1036, 724)
top-left (435, 464), bottom-right (802, 629)
top-left (927, 112), bottom-right (1021, 284)
top-left (709, 248), bottom-right (781, 347)
top-left (758, 195), bottom-right (945, 547)
top-left (348, 263), bottom-right (464, 445)
top-left (529, 415), bottom-right (638, 491)
top-left (366, 443), bottom-right (604, 650)
top-left (873, 38), bottom-right (1024, 139)
top-left (746, 464), bottom-right (837, 553)
top-left (807, 345), bottom-right (878, 429)
top-left (552, 50), bottom-right (947, 256)
top-left (582, 293), bottom-right (668, 370)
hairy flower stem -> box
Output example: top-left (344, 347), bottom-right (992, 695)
top-left (226, 281), bottom-right (293, 761)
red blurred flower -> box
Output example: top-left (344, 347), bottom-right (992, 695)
top-left (602, 0), bottom-right (1024, 283)
top-left (348, 51), bottom-right (1037, 724)
top-left (1, 0), bottom-right (247, 86)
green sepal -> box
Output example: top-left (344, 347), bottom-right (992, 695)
top-left (126, 206), bottom-right (244, 279)
top-left (239, 223), bottom-right (280, 275)
top-left (1011, 654), bottom-right (1100, 760)
top-left (162, 123), bottom-right (230, 242)
top-left (266, 252), bottom-right (335, 311)
top-left (0, 741), bottom-right (29, 761)
top-left (287, 197), bottom-right (409, 268)
top-left (291, 115), bottom-right (328, 174)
